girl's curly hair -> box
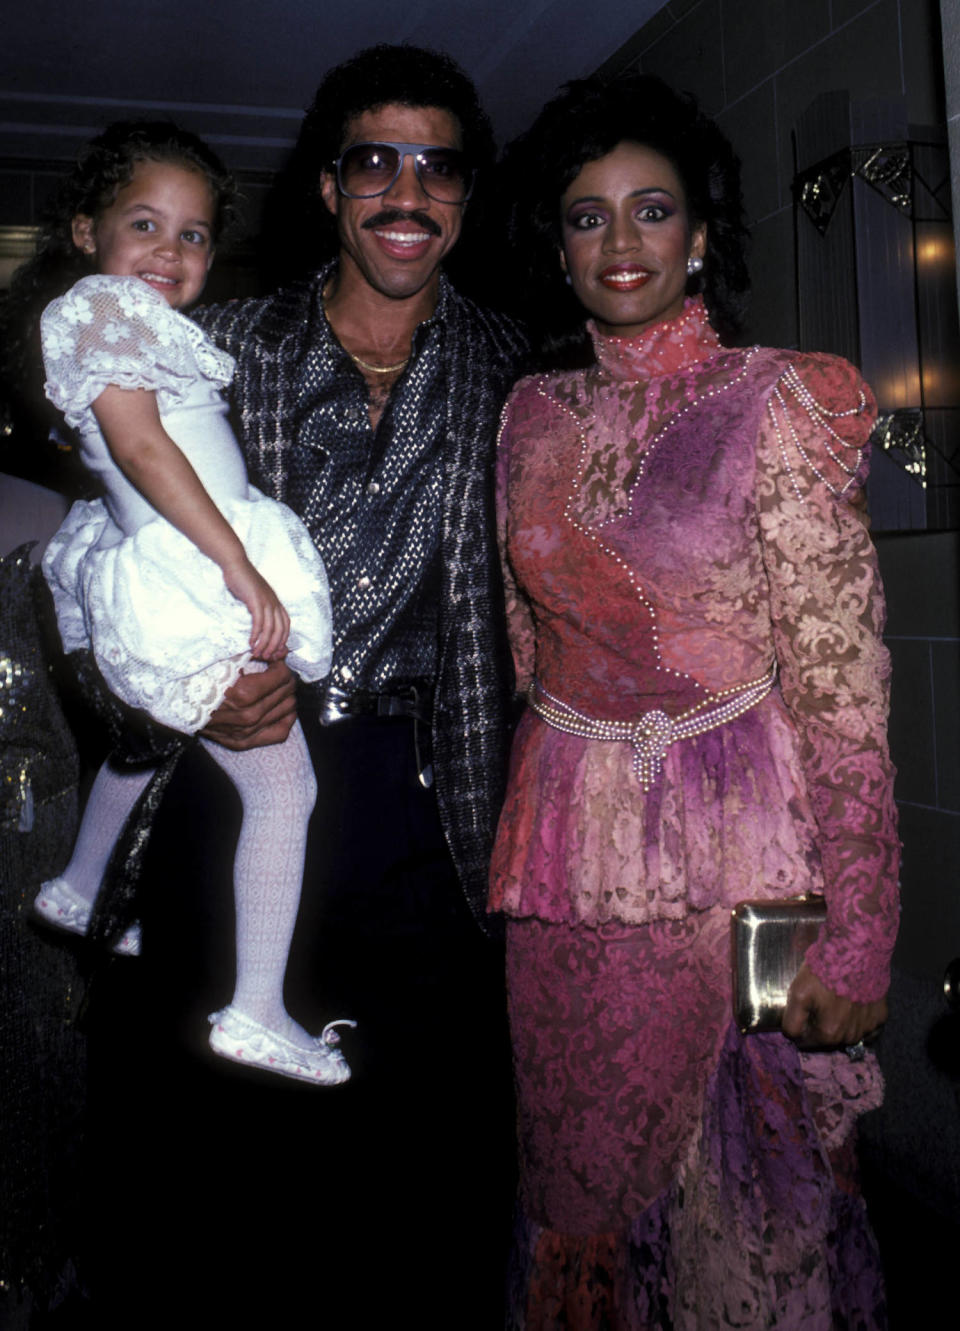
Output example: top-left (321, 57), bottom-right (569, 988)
top-left (2, 121), bottom-right (236, 453)
top-left (497, 74), bottom-right (750, 370)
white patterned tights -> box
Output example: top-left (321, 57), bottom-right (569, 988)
top-left (200, 722), bottom-right (317, 1043)
top-left (59, 721), bottom-right (317, 1046)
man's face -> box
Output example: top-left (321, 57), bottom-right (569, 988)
top-left (321, 103), bottom-right (466, 302)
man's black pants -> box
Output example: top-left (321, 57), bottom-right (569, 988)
top-left (82, 714), bottom-right (515, 1327)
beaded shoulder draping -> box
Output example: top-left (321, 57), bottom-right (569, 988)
top-left (491, 298), bottom-right (899, 1003)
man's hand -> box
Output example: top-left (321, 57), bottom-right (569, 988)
top-left (201, 659), bottom-right (297, 750)
top-left (782, 962), bottom-right (887, 1048)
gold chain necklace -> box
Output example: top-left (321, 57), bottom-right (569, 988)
top-left (347, 350), bottom-right (409, 375)
top-left (323, 281), bottom-right (410, 376)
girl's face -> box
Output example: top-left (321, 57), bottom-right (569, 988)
top-left (72, 159), bottom-right (216, 310)
top-left (559, 141), bottom-right (706, 339)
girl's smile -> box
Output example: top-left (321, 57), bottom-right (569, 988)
top-left (72, 159), bottom-right (216, 310)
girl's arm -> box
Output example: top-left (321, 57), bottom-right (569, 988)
top-left (92, 383), bottom-right (289, 660)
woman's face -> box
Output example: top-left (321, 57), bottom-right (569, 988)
top-left (559, 141), bottom-right (706, 338)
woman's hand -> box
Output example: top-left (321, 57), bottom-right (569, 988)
top-left (201, 659), bottom-right (297, 750)
top-left (782, 962), bottom-right (887, 1048)
top-left (223, 559), bottom-right (290, 660)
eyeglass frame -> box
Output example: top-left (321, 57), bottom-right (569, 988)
top-left (330, 140), bottom-right (476, 204)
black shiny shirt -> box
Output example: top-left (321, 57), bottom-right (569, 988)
top-left (287, 273), bottom-right (448, 694)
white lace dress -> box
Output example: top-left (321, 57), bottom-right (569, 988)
top-left (41, 275), bottom-right (332, 733)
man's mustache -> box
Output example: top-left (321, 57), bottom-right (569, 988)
top-left (361, 209), bottom-right (443, 237)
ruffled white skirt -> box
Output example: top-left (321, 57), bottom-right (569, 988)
top-left (43, 487), bottom-right (332, 733)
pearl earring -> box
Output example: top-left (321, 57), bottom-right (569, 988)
top-left (686, 256), bottom-right (703, 275)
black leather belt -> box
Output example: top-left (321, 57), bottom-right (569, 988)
top-left (311, 683), bottom-right (433, 728)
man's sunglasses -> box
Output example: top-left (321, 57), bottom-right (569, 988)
top-left (332, 141), bottom-right (475, 204)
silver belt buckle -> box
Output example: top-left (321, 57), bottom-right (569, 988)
top-left (319, 684), bottom-right (354, 726)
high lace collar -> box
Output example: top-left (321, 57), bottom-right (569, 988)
top-left (589, 296), bottom-right (721, 382)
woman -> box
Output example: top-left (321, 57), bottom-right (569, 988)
top-left (491, 75), bottom-right (899, 1330)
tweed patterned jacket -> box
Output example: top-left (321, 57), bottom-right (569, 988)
top-left (197, 271), bottom-right (528, 923)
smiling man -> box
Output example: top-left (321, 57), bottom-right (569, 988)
top-left (191, 43), bottom-right (527, 1325)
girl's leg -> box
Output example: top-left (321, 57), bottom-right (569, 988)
top-left (35, 759), bottom-right (154, 950)
top-left (45, 758), bottom-right (155, 903)
top-left (199, 720), bottom-right (317, 1045)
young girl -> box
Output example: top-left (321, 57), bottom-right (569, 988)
top-left (24, 121), bottom-right (354, 1086)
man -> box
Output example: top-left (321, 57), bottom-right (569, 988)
top-left (107, 43), bottom-right (525, 1326)
top-left (200, 43), bottom-right (525, 959)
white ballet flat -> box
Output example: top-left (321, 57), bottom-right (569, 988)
top-left (33, 877), bottom-right (142, 956)
top-left (207, 1005), bottom-right (356, 1087)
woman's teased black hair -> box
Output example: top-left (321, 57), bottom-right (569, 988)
top-left (498, 74), bottom-right (750, 370)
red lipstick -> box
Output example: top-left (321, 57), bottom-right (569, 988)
top-left (599, 263), bottom-right (652, 291)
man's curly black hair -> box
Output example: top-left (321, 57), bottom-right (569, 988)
top-left (497, 73), bottom-right (750, 369)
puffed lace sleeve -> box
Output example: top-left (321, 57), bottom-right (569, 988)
top-left (496, 385), bottom-right (537, 695)
top-left (41, 275), bottom-right (234, 430)
top-left (757, 352), bottom-right (900, 1001)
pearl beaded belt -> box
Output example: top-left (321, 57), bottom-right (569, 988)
top-left (527, 661), bottom-right (778, 792)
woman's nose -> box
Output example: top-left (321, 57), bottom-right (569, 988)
top-left (603, 213), bottom-right (639, 253)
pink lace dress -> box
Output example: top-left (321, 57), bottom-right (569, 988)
top-left (491, 299), bottom-right (899, 1330)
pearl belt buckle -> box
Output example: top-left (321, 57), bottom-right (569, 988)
top-left (528, 661), bottom-right (777, 792)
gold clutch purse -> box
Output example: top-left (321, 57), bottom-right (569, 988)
top-left (731, 895), bottom-right (827, 1033)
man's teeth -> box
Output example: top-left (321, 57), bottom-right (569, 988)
top-left (376, 230), bottom-right (431, 244)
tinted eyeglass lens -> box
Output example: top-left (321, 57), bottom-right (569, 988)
top-left (338, 144), bottom-right (473, 202)
top-left (339, 144), bottom-right (397, 196)
top-left (414, 149), bottom-right (472, 201)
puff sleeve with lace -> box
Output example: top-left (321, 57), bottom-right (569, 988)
top-left (41, 274), bottom-right (234, 431)
top-left (757, 352), bottom-right (900, 1001)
